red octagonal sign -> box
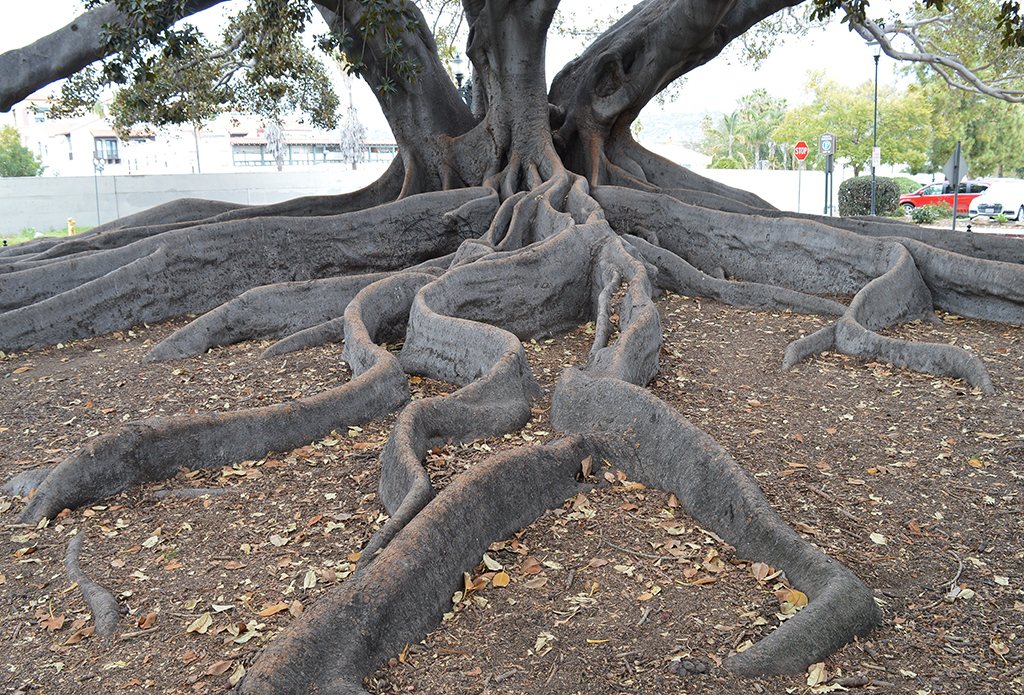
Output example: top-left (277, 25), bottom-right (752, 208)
top-left (794, 141), bottom-right (809, 161)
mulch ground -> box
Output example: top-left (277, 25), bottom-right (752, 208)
top-left (0, 291), bottom-right (1022, 694)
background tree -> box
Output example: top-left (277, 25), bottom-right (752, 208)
top-left (700, 89), bottom-right (788, 169)
top-left (0, 125), bottom-right (44, 177)
top-left (772, 70), bottom-right (932, 175)
top-left (914, 69), bottom-right (1024, 178)
top-left (264, 120), bottom-right (285, 170)
top-left (1, 1), bottom-right (1023, 693)
top-left (701, 110), bottom-right (750, 168)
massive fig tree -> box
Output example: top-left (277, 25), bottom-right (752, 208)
top-left (2, 0), bottom-right (1023, 692)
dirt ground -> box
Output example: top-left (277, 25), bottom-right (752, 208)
top-left (1, 291), bottom-right (1022, 694)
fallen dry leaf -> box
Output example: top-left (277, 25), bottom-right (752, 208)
top-left (580, 455), bottom-right (592, 478)
top-left (258, 602), bottom-right (289, 617)
top-left (205, 660), bottom-right (233, 677)
top-left (750, 562), bottom-right (773, 581)
top-left (41, 614), bottom-right (65, 632)
top-left (520, 556), bottom-right (542, 575)
top-left (186, 612), bottom-right (213, 634)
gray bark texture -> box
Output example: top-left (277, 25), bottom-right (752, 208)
top-left (2, 0), bottom-right (1023, 692)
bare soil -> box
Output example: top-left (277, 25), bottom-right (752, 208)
top-left (1, 293), bottom-right (1022, 694)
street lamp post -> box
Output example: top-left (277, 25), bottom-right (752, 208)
top-left (92, 154), bottom-right (104, 226)
top-left (451, 55), bottom-right (473, 111)
top-left (870, 44), bottom-right (881, 216)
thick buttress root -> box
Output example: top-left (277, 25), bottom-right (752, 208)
top-left (0, 189), bottom-right (495, 352)
top-left (241, 368), bottom-right (880, 691)
top-left (551, 368), bottom-right (880, 675)
top-left (241, 436), bottom-right (603, 695)
top-left (15, 273), bottom-right (421, 524)
top-left (597, 185), bottom-right (1023, 391)
top-left (782, 244), bottom-right (995, 393)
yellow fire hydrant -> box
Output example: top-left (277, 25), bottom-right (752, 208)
top-left (67, 218), bottom-right (76, 235)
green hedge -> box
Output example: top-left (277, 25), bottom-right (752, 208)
top-left (894, 176), bottom-right (921, 194)
top-left (838, 175), bottom-right (900, 216)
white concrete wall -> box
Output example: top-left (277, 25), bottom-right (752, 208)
top-left (700, 168), bottom-right (852, 215)
top-left (2, 163), bottom-right (855, 237)
top-left (0, 164), bottom-right (390, 235)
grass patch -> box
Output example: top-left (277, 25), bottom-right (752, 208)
top-left (1, 225), bottom-right (93, 247)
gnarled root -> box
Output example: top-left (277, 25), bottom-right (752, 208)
top-left (65, 532), bottom-right (121, 640)
top-left (144, 273), bottom-right (392, 361)
top-left (15, 272), bottom-right (421, 524)
top-left (783, 243), bottom-right (995, 392)
top-left (622, 233), bottom-right (848, 317)
top-left (0, 189), bottom-right (495, 353)
top-left (551, 367), bottom-right (881, 675)
top-left (241, 436), bottom-right (602, 694)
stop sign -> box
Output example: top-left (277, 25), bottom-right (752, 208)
top-left (794, 141), bottom-right (809, 161)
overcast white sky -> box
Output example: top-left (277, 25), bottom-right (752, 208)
top-left (1, 1), bottom-right (909, 126)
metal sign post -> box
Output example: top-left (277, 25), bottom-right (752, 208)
top-left (943, 141), bottom-right (969, 231)
top-left (794, 141), bottom-right (809, 213)
top-left (819, 133), bottom-right (836, 215)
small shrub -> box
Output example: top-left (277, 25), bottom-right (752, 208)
top-left (994, 213), bottom-right (1009, 223)
top-left (838, 176), bottom-right (900, 216)
top-left (910, 204), bottom-right (951, 225)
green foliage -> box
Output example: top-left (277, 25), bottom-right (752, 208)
top-left (910, 204), bottom-right (952, 224)
top-left (321, 0), bottom-right (425, 100)
top-left (772, 72), bottom-right (932, 176)
top-left (838, 175), bottom-right (900, 216)
top-left (0, 126), bottom-right (44, 177)
top-left (699, 89), bottom-right (787, 169)
top-left (914, 76), bottom-right (1024, 178)
top-left (894, 176), bottom-right (921, 194)
top-left (55, 0), bottom-right (345, 133)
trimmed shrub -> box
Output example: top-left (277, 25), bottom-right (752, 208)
top-left (838, 175), bottom-right (900, 217)
top-left (894, 176), bottom-right (921, 194)
top-left (910, 204), bottom-right (951, 224)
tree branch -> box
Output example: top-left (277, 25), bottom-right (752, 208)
top-left (850, 11), bottom-right (1024, 102)
top-left (0, 0), bottom-right (228, 112)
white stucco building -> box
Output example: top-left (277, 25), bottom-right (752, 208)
top-left (6, 94), bottom-right (396, 178)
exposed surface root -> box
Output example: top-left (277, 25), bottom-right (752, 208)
top-left (598, 187), bottom-right (1024, 323)
top-left (65, 532), bottom-right (120, 639)
top-left (835, 244), bottom-right (994, 392)
top-left (0, 157), bottom-right (408, 272)
top-left (16, 273), bottom-right (419, 524)
top-left (586, 236), bottom-right (661, 385)
top-left (551, 367), bottom-right (881, 675)
top-left (144, 273), bottom-right (392, 361)
top-left (782, 244), bottom-right (995, 392)
top-left (623, 234), bottom-right (848, 317)
top-left (241, 436), bottom-right (602, 695)
top-left (0, 189), bottom-right (495, 352)
top-left (608, 141), bottom-right (774, 211)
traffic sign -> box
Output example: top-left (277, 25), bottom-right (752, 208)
top-left (819, 132), bottom-right (835, 155)
top-left (794, 141), bottom-right (809, 161)
top-left (943, 144), bottom-right (968, 185)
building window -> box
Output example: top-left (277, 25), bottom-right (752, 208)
top-left (94, 137), bottom-right (120, 164)
top-left (232, 145), bottom-right (267, 166)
